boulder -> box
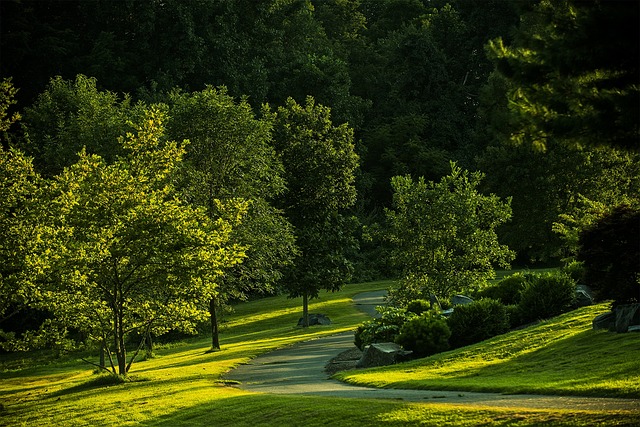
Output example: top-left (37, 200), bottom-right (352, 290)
top-left (592, 311), bottom-right (616, 331)
top-left (592, 304), bottom-right (640, 333)
top-left (297, 313), bottom-right (331, 327)
top-left (355, 342), bottom-right (412, 368)
top-left (451, 295), bottom-right (474, 306)
top-left (613, 303), bottom-right (640, 333)
top-left (574, 285), bottom-right (594, 308)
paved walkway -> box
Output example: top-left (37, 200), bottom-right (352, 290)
top-left (224, 291), bottom-right (640, 412)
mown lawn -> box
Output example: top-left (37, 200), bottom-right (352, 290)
top-left (1, 279), bottom-right (638, 426)
top-left (335, 303), bottom-right (640, 398)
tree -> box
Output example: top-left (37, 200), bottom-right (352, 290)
top-left (271, 96), bottom-right (359, 327)
top-left (166, 86), bottom-right (296, 350)
top-left (386, 163), bottom-right (513, 305)
top-left (0, 148), bottom-right (43, 344)
top-left (21, 74), bottom-right (136, 177)
top-left (577, 205), bottom-right (640, 306)
top-left (29, 107), bottom-right (245, 375)
top-left (486, 0), bottom-right (639, 152)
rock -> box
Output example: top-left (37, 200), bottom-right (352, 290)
top-left (297, 313), bottom-right (331, 327)
top-left (574, 285), bottom-right (594, 308)
top-left (355, 342), bottom-right (412, 368)
top-left (451, 295), bottom-right (474, 306)
top-left (592, 311), bottom-right (616, 331)
top-left (628, 325), bottom-right (640, 333)
top-left (613, 303), bottom-right (640, 333)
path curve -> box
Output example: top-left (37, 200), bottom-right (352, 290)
top-left (224, 291), bottom-right (640, 411)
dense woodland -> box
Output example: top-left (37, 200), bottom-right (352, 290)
top-left (1, 0), bottom-right (638, 373)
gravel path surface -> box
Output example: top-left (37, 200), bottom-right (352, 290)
top-left (224, 291), bottom-right (640, 412)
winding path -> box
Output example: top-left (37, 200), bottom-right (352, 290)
top-left (224, 291), bottom-right (640, 412)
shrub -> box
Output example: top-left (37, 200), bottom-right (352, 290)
top-left (354, 306), bottom-right (416, 350)
top-left (406, 299), bottom-right (432, 315)
top-left (447, 298), bottom-right (510, 348)
top-left (477, 273), bottom-right (528, 305)
top-left (562, 261), bottom-right (586, 287)
top-left (517, 272), bottom-right (576, 323)
top-left (577, 204), bottom-right (640, 306)
top-left (395, 312), bottom-right (450, 358)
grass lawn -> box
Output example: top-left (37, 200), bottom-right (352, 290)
top-left (1, 279), bottom-right (639, 426)
top-left (335, 303), bottom-right (640, 399)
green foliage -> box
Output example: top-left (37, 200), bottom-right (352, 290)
top-left (577, 204), bottom-right (640, 306)
top-left (486, 0), bottom-right (639, 152)
top-left (405, 299), bottom-right (431, 316)
top-left (447, 298), bottom-right (510, 349)
top-left (517, 272), bottom-right (577, 324)
top-left (386, 162), bottom-right (514, 304)
top-left (395, 311), bottom-right (450, 358)
top-left (0, 148), bottom-right (42, 344)
top-left (271, 96), bottom-right (359, 325)
top-left (477, 272), bottom-right (528, 305)
top-left (354, 306), bottom-right (415, 351)
top-left (0, 77), bottom-right (21, 144)
top-left (21, 75), bottom-right (137, 177)
top-left (27, 107), bottom-right (246, 374)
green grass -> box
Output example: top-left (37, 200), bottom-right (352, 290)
top-left (335, 303), bottom-right (640, 398)
top-left (1, 279), bottom-right (638, 426)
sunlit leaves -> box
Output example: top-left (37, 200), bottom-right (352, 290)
top-left (386, 163), bottom-right (513, 304)
top-left (30, 108), bottom-right (246, 374)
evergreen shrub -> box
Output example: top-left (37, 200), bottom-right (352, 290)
top-left (354, 306), bottom-right (415, 351)
top-left (478, 273), bottom-right (528, 305)
top-left (448, 298), bottom-right (510, 348)
top-left (517, 272), bottom-right (576, 323)
top-left (395, 311), bottom-right (450, 358)
top-left (406, 299), bottom-right (431, 315)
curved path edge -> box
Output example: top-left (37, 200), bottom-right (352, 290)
top-left (224, 291), bottom-right (640, 411)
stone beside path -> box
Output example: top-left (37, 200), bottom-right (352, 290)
top-left (224, 291), bottom-right (640, 412)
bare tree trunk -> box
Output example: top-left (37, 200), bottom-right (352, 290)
top-left (210, 296), bottom-right (220, 350)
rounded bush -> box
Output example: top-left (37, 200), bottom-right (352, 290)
top-left (517, 272), bottom-right (576, 323)
top-left (406, 299), bottom-right (431, 315)
top-left (447, 298), bottom-right (510, 348)
top-left (477, 273), bottom-right (528, 305)
top-left (354, 306), bottom-right (415, 350)
top-left (395, 312), bottom-right (450, 358)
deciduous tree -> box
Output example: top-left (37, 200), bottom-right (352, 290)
top-left (29, 107), bottom-right (245, 375)
top-left (271, 96), bottom-right (359, 327)
top-left (386, 163), bottom-right (513, 304)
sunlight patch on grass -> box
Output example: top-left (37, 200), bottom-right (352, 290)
top-left (336, 303), bottom-right (640, 398)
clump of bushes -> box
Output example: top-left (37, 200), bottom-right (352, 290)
top-left (447, 298), bottom-right (510, 348)
top-left (395, 311), bottom-right (450, 357)
top-left (406, 299), bottom-right (431, 315)
top-left (517, 272), bottom-right (576, 324)
top-left (477, 273), bottom-right (528, 305)
top-left (354, 306), bottom-right (416, 350)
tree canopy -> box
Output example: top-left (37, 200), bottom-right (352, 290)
top-left (27, 108), bottom-right (246, 374)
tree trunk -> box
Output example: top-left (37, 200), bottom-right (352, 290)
top-left (115, 310), bottom-right (126, 375)
top-left (99, 339), bottom-right (106, 369)
top-left (302, 291), bottom-right (309, 328)
top-left (210, 295), bottom-right (220, 350)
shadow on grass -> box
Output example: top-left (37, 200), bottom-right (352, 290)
top-left (48, 373), bottom-right (150, 398)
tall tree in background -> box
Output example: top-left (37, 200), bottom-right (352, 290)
top-left (167, 87), bottom-right (296, 350)
top-left (271, 97), bottom-right (359, 327)
top-left (478, 0), bottom-right (640, 261)
top-left (486, 0), bottom-right (639, 151)
top-left (20, 75), bottom-right (137, 177)
top-left (29, 108), bottom-right (245, 374)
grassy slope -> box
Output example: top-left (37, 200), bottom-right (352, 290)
top-left (0, 280), bottom-right (638, 426)
top-left (335, 303), bottom-right (640, 398)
